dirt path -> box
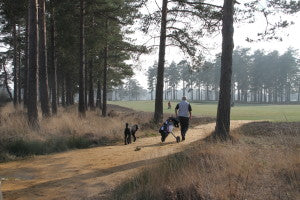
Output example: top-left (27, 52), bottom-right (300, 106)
top-left (0, 121), bottom-right (249, 200)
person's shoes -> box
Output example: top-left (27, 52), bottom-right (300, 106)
top-left (182, 135), bottom-right (185, 141)
top-left (161, 136), bottom-right (165, 142)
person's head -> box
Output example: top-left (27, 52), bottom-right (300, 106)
top-left (182, 96), bottom-right (187, 101)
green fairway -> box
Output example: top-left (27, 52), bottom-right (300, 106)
top-left (109, 101), bottom-right (300, 121)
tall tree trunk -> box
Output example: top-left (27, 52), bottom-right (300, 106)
top-left (102, 45), bottom-right (108, 116)
top-left (274, 87), bottom-right (278, 103)
top-left (154, 0), bottom-right (168, 123)
top-left (102, 19), bottom-right (108, 117)
top-left (88, 59), bottom-right (95, 110)
top-left (164, 81), bottom-right (167, 100)
top-left (28, 0), bottom-right (39, 126)
top-left (66, 76), bottom-right (71, 106)
top-left (85, 55), bottom-right (88, 109)
top-left (298, 85), bottom-right (300, 102)
top-left (38, 0), bottom-right (50, 117)
top-left (182, 80), bottom-right (185, 96)
top-left (78, 0), bottom-right (86, 116)
top-left (24, 15), bottom-right (29, 107)
top-left (173, 86), bottom-right (175, 100)
top-left (61, 76), bottom-right (66, 107)
top-left (214, 0), bottom-right (234, 140)
top-left (96, 79), bottom-right (102, 109)
top-left (50, 0), bottom-right (57, 115)
top-left (2, 62), bottom-right (13, 101)
top-left (13, 22), bottom-right (19, 107)
top-left (214, 86), bottom-right (218, 101)
top-left (243, 90), bottom-right (247, 102)
top-left (17, 26), bottom-right (22, 104)
top-left (237, 87), bottom-right (240, 101)
top-left (206, 84), bottom-right (209, 101)
top-left (198, 85), bottom-right (201, 101)
top-left (286, 84), bottom-right (290, 102)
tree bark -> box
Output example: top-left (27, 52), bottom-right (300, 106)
top-left (154, 0), bottom-right (168, 123)
top-left (198, 86), bottom-right (200, 100)
top-left (85, 54), bottom-right (88, 110)
top-left (88, 59), bottom-right (95, 110)
top-left (12, 22), bottom-right (19, 107)
top-left (2, 62), bottom-right (13, 101)
top-left (206, 84), bottom-right (209, 101)
top-left (182, 80), bottom-right (185, 96)
top-left (66, 76), bottom-right (71, 106)
top-left (96, 79), bottom-right (102, 109)
top-left (38, 0), bottom-right (50, 117)
top-left (214, 0), bottom-right (234, 140)
top-left (298, 85), bottom-right (300, 102)
top-left (24, 14), bottom-right (29, 107)
top-left (102, 19), bottom-right (108, 117)
top-left (17, 26), bottom-right (22, 104)
top-left (28, 0), bottom-right (39, 126)
top-left (49, 0), bottom-right (57, 115)
top-left (78, 0), bottom-right (86, 116)
top-left (61, 76), bottom-right (66, 107)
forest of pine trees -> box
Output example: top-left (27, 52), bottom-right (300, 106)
top-left (0, 0), bottom-right (299, 138)
top-left (0, 0), bottom-right (145, 124)
top-left (146, 48), bottom-right (300, 103)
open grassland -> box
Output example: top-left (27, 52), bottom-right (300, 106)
top-left (109, 101), bottom-right (300, 121)
top-left (111, 121), bottom-right (300, 200)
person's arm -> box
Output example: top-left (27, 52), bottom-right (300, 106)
top-left (188, 104), bottom-right (192, 119)
top-left (175, 104), bottom-right (179, 117)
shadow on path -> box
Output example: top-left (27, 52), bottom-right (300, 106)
top-left (3, 156), bottom-right (166, 199)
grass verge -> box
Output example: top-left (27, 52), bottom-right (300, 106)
top-left (111, 121), bottom-right (300, 200)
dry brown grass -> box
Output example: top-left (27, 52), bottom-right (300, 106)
top-left (112, 122), bottom-right (300, 200)
top-left (0, 103), bottom-right (158, 142)
top-left (0, 103), bottom-right (214, 161)
top-left (0, 103), bottom-right (215, 141)
top-left (0, 103), bottom-right (161, 161)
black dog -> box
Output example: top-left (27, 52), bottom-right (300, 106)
top-left (124, 123), bottom-right (131, 145)
top-left (130, 124), bottom-right (139, 142)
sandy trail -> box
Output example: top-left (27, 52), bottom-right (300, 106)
top-left (0, 121), bottom-right (249, 200)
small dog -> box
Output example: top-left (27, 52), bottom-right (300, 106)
top-left (130, 124), bottom-right (139, 142)
top-left (124, 123), bottom-right (131, 145)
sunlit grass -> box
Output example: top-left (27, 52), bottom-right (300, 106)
top-left (111, 121), bottom-right (300, 200)
top-left (109, 101), bottom-right (300, 121)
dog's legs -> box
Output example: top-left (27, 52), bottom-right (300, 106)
top-left (132, 133), bottom-right (136, 142)
top-left (128, 134), bottom-right (131, 144)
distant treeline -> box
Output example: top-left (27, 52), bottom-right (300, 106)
top-left (143, 48), bottom-right (300, 103)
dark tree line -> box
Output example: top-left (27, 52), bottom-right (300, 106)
top-left (0, 0), bottom-right (145, 125)
top-left (0, 0), bottom-right (145, 123)
top-left (147, 48), bottom-right (300, 103)
top-left (113, 79), bottom-right (147, 101)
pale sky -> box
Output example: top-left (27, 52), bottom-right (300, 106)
top-left (131, 1), bottom-right (300, 89)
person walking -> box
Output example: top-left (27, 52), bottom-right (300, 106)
top-left (175, 96), bottom-right (192, 141)
top-left (167, 101), bottom-right (171, 109)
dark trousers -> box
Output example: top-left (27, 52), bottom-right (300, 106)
top-left (179, 116), bottom-right (189, 137)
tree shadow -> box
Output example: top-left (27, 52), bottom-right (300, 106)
top-left (2, 156), bottom-right (167, 199)
top-left (139, 141), bottom-right (177, 148)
